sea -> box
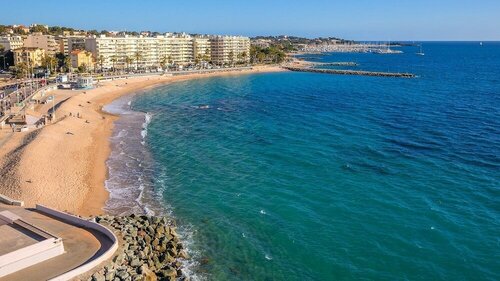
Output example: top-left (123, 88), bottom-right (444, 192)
top-left (103, 42), bottom-right (500, 281)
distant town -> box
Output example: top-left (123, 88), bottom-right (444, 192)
top-left (0, 23), bottom-right (360, 79)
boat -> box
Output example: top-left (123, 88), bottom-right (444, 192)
top-left (480, 42), bottom-right (483, 46)
top-left (416, 45), bottom-right (425, 56)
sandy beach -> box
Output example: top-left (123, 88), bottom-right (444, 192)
top-left (0, 65), bottom-right (283, 216)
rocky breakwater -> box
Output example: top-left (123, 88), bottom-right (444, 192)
top-left (88, 214), bottom-right (190, 281)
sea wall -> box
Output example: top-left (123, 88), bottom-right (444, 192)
top-left (86, 214), bottom-right (190, 281)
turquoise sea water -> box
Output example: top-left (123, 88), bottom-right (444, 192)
top-left (111, 43), bottom-right (499, 280)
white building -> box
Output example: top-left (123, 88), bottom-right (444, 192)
top-left (0, 36), bottom-right (24, 51)
top-left (210, 36), bottom-right (250, 65)
top-left (83, 33), bottom-right (250, 70)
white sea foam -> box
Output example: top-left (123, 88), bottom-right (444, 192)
top-left (260, 209), bottom-right (267, 215)
top-left (265, 254), bottom-right (273, 260)
top-left (140, 112), bottom-right (152, 142)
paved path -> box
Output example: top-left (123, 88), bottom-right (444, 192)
top-left (0, 205), bottom-right (113, 281)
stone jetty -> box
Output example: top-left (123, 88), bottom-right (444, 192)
top-left (86, 214), bottom-right (190, 281)
top-left (283, 66), bottom-right (416, 78)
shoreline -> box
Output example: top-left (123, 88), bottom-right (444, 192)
top-left (0, 65), bottom-right (283, 217)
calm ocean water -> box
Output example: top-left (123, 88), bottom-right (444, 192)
top-left (108, 42), bottom-right (500, 280)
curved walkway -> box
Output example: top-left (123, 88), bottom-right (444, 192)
top-left (0, 204), bottom-right (115, 281)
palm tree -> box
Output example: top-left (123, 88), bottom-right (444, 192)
top-left (159, 55), bottom-right (168, 71)
top-left (228, 51), bottom-right (234, 67)
top-left (134, 51), bottom-right (143, 71)
top-left (240, 51), bottom-right (248, 65)
top-left (64, 56), bottom-right (71, 73)
top-left (203, 49), bottom-right (211, 66)
top-left (97, 55), bottom-right (105, 73)
top-left (125, 56), bottom-right (133, 72)
top-left (110, 55), bottom-right (118, 72)
top-left (167, 55), bottom-right (173, 70)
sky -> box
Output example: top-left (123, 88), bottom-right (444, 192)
top-left (2, 0), bottom-right (500, 41)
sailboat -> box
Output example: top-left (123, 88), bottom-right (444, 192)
top-left (416, 44), bottom-right (425, 56)
top-left (480, 42), bottom-right (483, 46)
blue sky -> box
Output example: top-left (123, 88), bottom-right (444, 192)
top-left (2, 0), bottom-right (499, 40)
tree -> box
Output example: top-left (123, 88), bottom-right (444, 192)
top-left (194, 54), bottom-right (203, 65)
top-left (14, 62), bottom-right (28, 78)
top-left (110, 55), bottom-right (118, 72)
top-left (228, 51), bottom-right (234, 67)
top-left (159, 56), bottom-right (168, 71)
top-left (78, 63), bottom-right (87, 73)
top-left (30, 25), bottom-right (48, 34)
top-left (42, 54), bottom-right (58, 73)
top-left (125, 56), bottom-right (133, 72)
top-left (64, 56), bottom-right (72, 72)
top-left (97, 55), bottom-right (105, 72)
top-left (203, 49), bottom-right (211, 64)
top-left (134, 51), bottom-right (143, 70)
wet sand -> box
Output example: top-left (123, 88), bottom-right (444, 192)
top-left (0, 66), bottom-right (283, 216)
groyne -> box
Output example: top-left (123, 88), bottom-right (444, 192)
top-left (283, 66), bottom-right (416, 78)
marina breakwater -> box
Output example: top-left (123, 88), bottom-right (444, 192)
top-left (283, 66), bottom-right (416, 78)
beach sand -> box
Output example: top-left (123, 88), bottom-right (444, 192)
top-left (0, 66), bottom-right (283, 216)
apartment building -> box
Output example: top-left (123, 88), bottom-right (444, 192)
top-left (0, 35), bottom-right (24, 51)
top-left (210, 36), bottom-right (250, 65)
top-left (160, 33), bottom-right (194, 64)
top-left (58, 36), bottom-right (87, 55)
top-left (85, 35), bottom-right (160, 69)
top-left (193, 36), bottom-right (211, 61)
top-left (70, 49), bottom-right (94, 69)
top-left (23, 33), bottom-right (59, 55)
top-left (13, 47), bottom-right (46, 67)
top-left (84, 34), bottom-right (250, 70)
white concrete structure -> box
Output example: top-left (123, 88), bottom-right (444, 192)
top-left (36, 205), bottom-right (118, 281)
top-left (0, 210), bottom-right (65, 278)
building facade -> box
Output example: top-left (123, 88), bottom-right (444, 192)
top-left (70, 50), bottom-right (94, 70)
top-left (210, 36), bottom-right (250, 65)
top-left (193, 36), bottom-right (211, 61)
top-left (13, 47), bottom-right (46, 68)
top-left (23, 33), bottom-right (59, 55)
top-left (0, 36), bottom-right (24, 51)
top-left (83, 34), bottom-right (250, 70)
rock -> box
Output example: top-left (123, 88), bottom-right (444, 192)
top-left (178, 250), bottom-right (189, 259)
top-left (92, 272), bottom-right (105, 281)
top-left (114, 253), bottom-right (126, 265)
top-left (140, 265), bottom-right (157, 281)
top-left (131, 274), bottom-right (143, 281)
top-left (156, 226), bottom-right (164, 236)
top-left (158, 268), bottom-right (177, 278)
top-left (105, 271), bottom-right (115, 281)
top-left (168, 247), bottom-right (178, 257)
top-left (116, 270), bottom-right (130, 280)
top-left (152, 238), bottom-right (159, 247)
top-left (130, 258), bottom-right (142, 268)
